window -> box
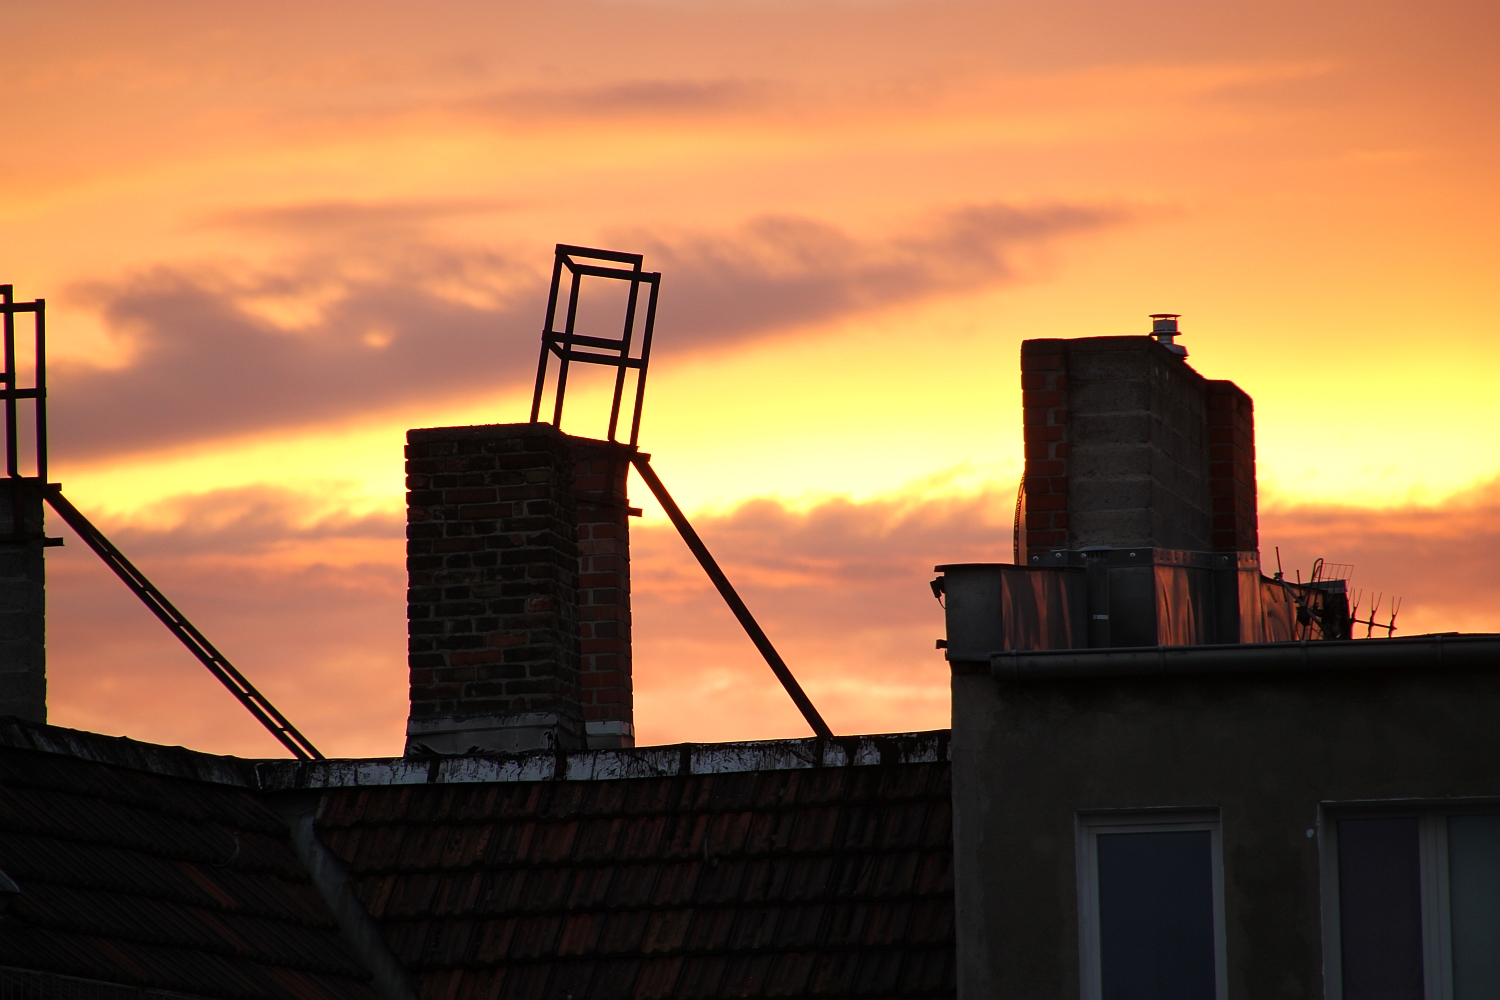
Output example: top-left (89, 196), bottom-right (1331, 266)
top-left (1077, 810), bottom-right (1228, 1000)
top-left (1322, 806), bottom-right (1500, 1000)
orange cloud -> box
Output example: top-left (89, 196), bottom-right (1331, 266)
top-left (53, 202), bottom-right (1120, 461)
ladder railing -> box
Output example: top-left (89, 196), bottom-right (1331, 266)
top-left (44, 487), bottom-right (323, 760)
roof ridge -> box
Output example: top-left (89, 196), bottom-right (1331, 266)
top-left (0, 720), bottom-right (953, 791)
top-left (0, 718), bottom-right (260, 787)
top-left (260, 731), bottom-right (953, 791)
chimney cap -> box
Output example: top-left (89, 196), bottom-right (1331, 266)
top-left (1148, 313), bottom-right (1187, 357)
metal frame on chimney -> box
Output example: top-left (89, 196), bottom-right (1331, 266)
top-left (0, 285), bottom-right (322, 760)
top-left (528, 246), bottom-right (833, 740)
top-left (530, 244), bottom-right (660, 448)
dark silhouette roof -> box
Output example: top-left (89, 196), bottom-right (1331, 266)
top-left (0, 722), bottom-right (955, 1000)
top-left (0, 738), bottom-right (377, 1000)
top-left (315, 761), bottom-right (954, 1000)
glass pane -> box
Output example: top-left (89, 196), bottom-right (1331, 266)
top-left (1097, 830), bottom-right (1216, 1000)
top-left (1338, 817), bottom-right (1423, 1000)
top-left (1449, 814), bottom-right (1500, 1000)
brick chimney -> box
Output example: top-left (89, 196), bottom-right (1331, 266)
top-left (404, 423), bottom-right (635, 755)
top-left (0, 478), bottom-right (46, 722)
top-left (1020, 332), bottom-right (1257, 560)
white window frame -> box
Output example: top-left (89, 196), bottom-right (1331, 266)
top-left (1076, 808), bottom-right (1228, 1000)
top-left (1318, 798), bottom-right (1500, 1000)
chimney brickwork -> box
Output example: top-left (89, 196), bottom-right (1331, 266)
top-left (404, 423), bottom-right (634, 756)
top-left (1206, 382), bottom-right (1258, 552)
top-left (571, 443), bottom-right (634, 748)
top-left (0, 479), bottom-right (46, 722)
top-left (1021, 336), bottom-right (1258, 561)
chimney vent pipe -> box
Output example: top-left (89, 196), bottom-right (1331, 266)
top-left (1149, 313), bottom-right (1188, 357)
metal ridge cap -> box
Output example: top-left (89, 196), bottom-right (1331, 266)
top-left (989, 633), bottom-right (1500, 681)
top-left (255, 730), bottom-right (954, 791)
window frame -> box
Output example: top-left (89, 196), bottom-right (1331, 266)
top-left (1075, 807), bottom-right (1228, 1000)
top-left (1318, 798), bottom-right (1500, 1000)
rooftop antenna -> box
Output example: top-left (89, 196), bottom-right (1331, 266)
top-left (0, 285), bottom-right (322, 760)
top-left (1149, 313), bottom-right (1188, 358)
top-left (529, 245), bottom-right (833, 739)
top-left (1349, 590), bottom-right (1401, 639)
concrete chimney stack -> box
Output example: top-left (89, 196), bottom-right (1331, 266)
top-left (404, 423), bottom-right (635, 755)
top-left (1020, 328), bottom-right (1257, 560)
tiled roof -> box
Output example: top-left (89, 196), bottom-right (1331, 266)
top-left (315, 757), bottom-right (955, 1000)
top-left (0, 722), bottom-right (956, 1000)
top-left (0, 742), bottom-right (377, 1000)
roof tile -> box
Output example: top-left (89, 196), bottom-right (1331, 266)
top-left (495, 962), bottom-right (550, 1000)
top-left (761, 951), bottom-right (816, 997)
top-left (639, 910), bottom-right (691, 954)
top-left (574, 816), bottom-right (625, 863)
top-left (726, 905), bottom-right (780, 952)
top-left (805, 950), bottom-right (858, 997)
top-left (439, 825), bottom-right (494, 869)
top-left (672, 956), bottom-right (727, 1000)
top-left (473, 867), bottom-right (528, 914)
top-left (423, 918), bottom-right (477, 966)
top-left (479, 818), bottom-right (536, 866)
top-left (595, 910), bottom-right (647, 956)
top-left (649, 861), bottom-right (702, 907)
top-left (863, 900), bottom-right (912, 947)
top-left (396, 823), bottom-right (452, 869)
top-left (679, 907), bottom-right (735, 952)
top-left (770, 904), bottom-right (825, 950)
top-left (612, 814), bottom-right (668, 862)
top-left (557, 912), bottom-right (605, 956)
top-left (586, 957), bottom-right (640, 1000)
top-left (551, 959), bottom-right (599, 999)
top-left (913, 850), bottom-right (953, 897)
top-left (631, 956), bottom-right (683, 1000)
top-left (621, 780), bottom-right (674, 816)
top-left (358, 823), bottom-right (410, 871)
top-left (384, 920), bottom-right (432, 964)
top-left (821, 902), bottom-right (871, 948)
top-left (602, 862), bottom-right (659, 910)
top-left (719, 954), bottom-right (772, 999)
top-left (529, 820), bottom-right (581, 864)
top-left (564, 865), bottom-right (615, 909)
top-left (852, 947), bottom-right (905, 996)
top-left (508, 914), bottom-right (563, 960)
top-left (895, 946), bottom-right (948, 996)
top-left (905, 898), bottom-right (954, 946)
top-left (472, 917), bottom-right (520, 963)
top-left (453, 966), bottom-right (506, 1000)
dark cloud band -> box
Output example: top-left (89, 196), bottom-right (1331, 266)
top-left (53, 201), bottom-right (1123, 460)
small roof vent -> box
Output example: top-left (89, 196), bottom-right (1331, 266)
top-left (1149, 313), bottom-right (1188, 358)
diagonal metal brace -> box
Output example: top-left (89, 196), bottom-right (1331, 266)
top-left (44, 486), bottom-right (323, 760)
top-left (629, 454), bottom-right (833, 739)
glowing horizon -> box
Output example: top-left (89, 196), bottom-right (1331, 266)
top-left (4, 0), bottom-right (1497, 756)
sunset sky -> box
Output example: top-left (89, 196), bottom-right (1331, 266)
top-left (4, 0), bottom-right (1498, 757)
